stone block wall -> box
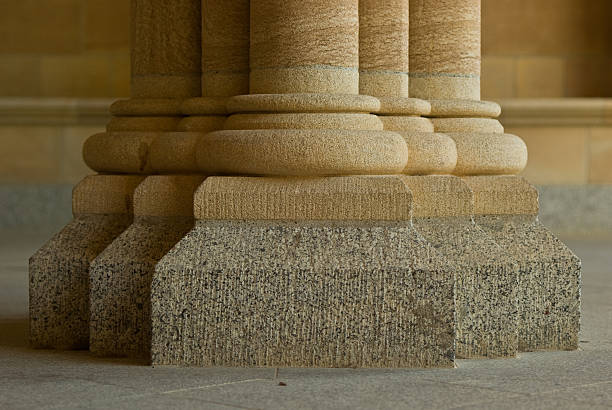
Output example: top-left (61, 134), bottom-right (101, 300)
top-left (482, 0), bottom-right (612, 99)
top-left (0, 0), bottom-right (130, 97)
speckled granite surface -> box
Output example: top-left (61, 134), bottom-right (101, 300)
top-left (29, 214), bottom-right (132, 349)
top-left (89, 216), bottom-right (193, 360)
top-left (474, 215), bottom-right (581, 352)
top-left (413, 216), bottom-right (519, 359)
top-left (152, 220), bottom-right (456, 368)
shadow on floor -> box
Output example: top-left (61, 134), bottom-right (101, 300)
top-left (0, 318), bottom-right (147, 366)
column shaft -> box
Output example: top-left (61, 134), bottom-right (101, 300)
top-left (359, 0), bottom-right (409, 97)
top-left (131, 0), bottom-right (202, 98)
top-left (250, 0), bottom-right (359, 94)
top-left (409, 0), bottom-right (480, 100)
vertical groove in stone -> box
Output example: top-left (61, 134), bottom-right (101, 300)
top-left (201, 0), bottom-right (250, 97)
top-left (131, 0), bottom-right (202, 98)
top-left (409, 0), bottom-right (481, 100)
top-left (249, 0), bottom-right (360, 94)
top-left (359, 0), bottom-right (410, 97)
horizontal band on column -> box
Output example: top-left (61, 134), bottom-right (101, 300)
top-left (110, 99), bottom-right (184, 116)
top-left (224, 113), bottom-right (382, 131)
top-left (462, 176), bottom-right (538, 215)
top-left (429, 99), bottom-right (501, 118)
top-left (431, 118), bottom-right (504, 134)
top-left (250, 66), bottom-right (359, 94)
top-left (196, 129), bottom-right (408, 176)
top-left (134, 175), bottom-right (206, 217)
top-left (73, 175), bottom-right (145, 215)
top-left (448, 133), bottom-right (528, 176)
top-left (227, 93), bottom-right (380, 114)
top-left (131, 74), bottom-right (201, 99)
top-left (395, 131), bottom-right (457, 175)
top-left (194, 176), bottom-right (412, 221)
top-left (409, 74), bottom-right (480, 101)
top-left (401, 176), bottom-right (472, 217)
top-left (106, 117), bottom-right (182, 132)
top-left (379, 116), bottom-right (434, 133)
top-left (359, 71), bottom-right (408, 98)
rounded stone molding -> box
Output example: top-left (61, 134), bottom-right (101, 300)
top-left (429, 99), bottom-right (501, 118)
top-left (177, 116), bottom-right (226, 132)
top-left (196, 129), bottom-right (408, 176)
top-left (149, 133), bottom-right (203, 173)
top-left (180, 97), bottom-right (228, 115)
top-left (449, 133), bottom-right (528, 176)
top-left (224, 113), bottom-right (383, 131)
top-left (396, 132), bottom-right (457, 175)
top-left (83, 132), bottom-right (157, 174)
top-left (376, 97), bottom-right (432, 116)
top-left (227, 93), bottom-right (381, 114)
top-left (379, 116), bottom-right (435, 133)
top-left (106, 117), bottom-right (182, 132)
top-left (110, 99), bottom-right (184, 116)
top-left (431, 118), bottom-right (504, 134)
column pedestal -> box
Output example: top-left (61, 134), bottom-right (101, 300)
top-left (29, 175), bottom-right (144, 349)
top-left (464, 176), bottom-right (581, 352)
top-left (151, 176), bottom-right (456, 368)
top-left (89, 176), bottom-right (204, 360)
top-left (402, 176), bottom-right (519, 358)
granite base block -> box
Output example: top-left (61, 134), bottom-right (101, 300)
top-left (152, 220), bottom-right (456, 368)
top-left (474, 215), bottom-right (581, 352)
top-left (413, 217), bottom-right (519, 359)
top-left (89, 216), bottom-right (194, 359)
top-left (29, 214), bottom-right (132, 349)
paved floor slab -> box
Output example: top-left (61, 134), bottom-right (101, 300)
top-left (0, 233), bottom-right (610, 409)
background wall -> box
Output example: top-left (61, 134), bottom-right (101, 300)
top-left (2, 0), bottom-right (611, 99)
top-left (0, 0), bottom-right (130, 98)
top-left (482, 0), bottom-right (612, 99)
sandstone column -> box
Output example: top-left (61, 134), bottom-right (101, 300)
top-left (359, 0), bottom-right (456, 175)
top-left (409, 0), bottom-right (527, 175)
top-left (195, 0), bottom-right (407, 176)
top-left (148, 0), bottom-right (252, 174)
top-left (152, 0), bottom-right (457, 368)
top-left (84, 0), bottom-right (202, 173)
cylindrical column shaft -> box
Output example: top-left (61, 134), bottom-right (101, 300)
top-left (198, 0), bottom-right (408, 176)
top-left (359, 0), bottom-right (409, 97)
top-left (201, 0), bottom-right (250, 97)
top-left (249, 0), bottom-right (359, 94)
top-left (359, 0), bottom-right (456, 175)
top-left (409, 0), bottom-right (480, 100)
top-left (131, 0), bottom-right (202, 98)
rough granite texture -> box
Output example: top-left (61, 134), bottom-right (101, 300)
top-left (89, 216), bottom-right (194, 359)
top-left (474, 215), bottom-right (581, 352)
top-left (413, 216), bottom-right (518, 358)
top-left (29, 214), bottom-right (132, 349)
top-left (151, 220), bottom-right (456, 368)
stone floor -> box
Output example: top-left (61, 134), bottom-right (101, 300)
top-left (0, 229), bottom-right (611, 409)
